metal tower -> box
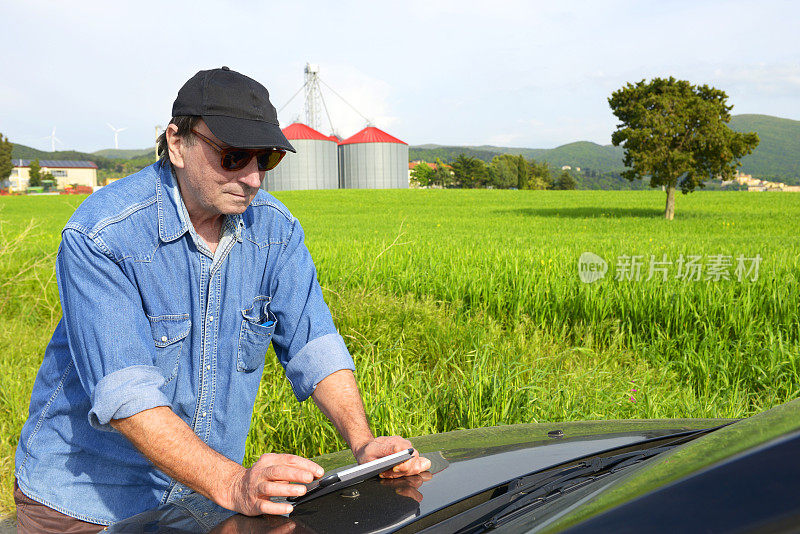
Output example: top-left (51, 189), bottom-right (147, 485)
top-left (303, 63), bottom-right (323, 131)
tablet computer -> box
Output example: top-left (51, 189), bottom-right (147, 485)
top-left (287, 448), bottom-right (415, 505)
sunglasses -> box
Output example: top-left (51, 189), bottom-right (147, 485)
top-left (191, 129), bottom-right (286, 171)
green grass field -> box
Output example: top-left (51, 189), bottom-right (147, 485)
top-left (1, 189), bottom-right (798, 517)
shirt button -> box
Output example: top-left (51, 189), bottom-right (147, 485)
top-left (208, 316), bottom-right (214, 322)
top-left (206, 365), bottom-right (211, 370)
top-left (161, 336), bottom-right (168, 342)
top-left (202, 411), bottom-right (207, 417)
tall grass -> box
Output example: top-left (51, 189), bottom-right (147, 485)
top-left (291, 190), bottom-right (799, 412)
top-left (0, 190), bottom-right (798, 516)
top-left (0, 199), bottom-right (68, 517)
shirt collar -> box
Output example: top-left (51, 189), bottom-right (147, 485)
top-left (157, 161), bottom-right (190, 243)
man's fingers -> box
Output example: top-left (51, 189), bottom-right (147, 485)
top-left (262, 464), bottom-right (318, 484)
top-left (267, 454), bottom-right (325, 479)
top-left (381, 455), bottom-right (432, 478)
top-left (357, 436), bottom-right (430, 478)
top-left (258, 499), bottom-right (294, 516)
top-left (378, 435), bottom-right (413, 454)
top-left (391, 448), bottom-right (430, 474)
top-left (359, 435), bottom-right (414, 464)
top-left (256, 480), bottom-right (307, 499)
top-left (255, 454), bottom-right (324, 481)
top-left (232, 455), bottom-right (323, 517)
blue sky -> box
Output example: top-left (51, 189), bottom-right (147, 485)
top-left (2, 0), bottom-right (798, 152)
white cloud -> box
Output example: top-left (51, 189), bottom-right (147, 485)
top-left (709, 63), bottom-right (800, 96)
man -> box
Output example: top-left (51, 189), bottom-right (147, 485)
top-left (14, 66), bottom-right (430, 532)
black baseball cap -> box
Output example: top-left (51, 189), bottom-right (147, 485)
top-left (172, 66), bottom-right (295, 152)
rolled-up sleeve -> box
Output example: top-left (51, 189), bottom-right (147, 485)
top-left (269, 219), bottom-right (355, 401)
top-left (57, 229), bottom-right (170, 432)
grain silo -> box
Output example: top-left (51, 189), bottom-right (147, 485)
top-left (263, 123), bottom-right (338, 191)
top-left (338, 127), bottom-right (409, 189)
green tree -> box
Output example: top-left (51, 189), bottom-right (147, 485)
top-left (410, 162), bottom-right (434, 187)
top-left (488, 156), bottom-right (516, 189)
top-left (431, 158), bottom-right (454, 188)
top-left (0, 133), bottom-right (12, 183)
top-left (488, 154), bottom-right (526, 189)
top-left (511, 154), bottom-right (529, 190)
top-left (609, 77), bottom-right (759, 219)
top-left (526, 159), bottom-right (552, 190)
top-left (553, 170), bottom-right (577, 190)
top-left (28, 159), bottom-right (42, 188)
top-left (450, 154), bottom-right (488, 188)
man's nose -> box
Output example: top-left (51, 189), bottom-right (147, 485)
top-left (238, 159), bottom-right (263, 189)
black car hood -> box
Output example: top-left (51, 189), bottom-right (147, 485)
top-left (108, 418), bottom-right (728, 533)
top-left (284, 421), bottom-right (726, 534)
top-left (530, 398), bottom-right (800, 533)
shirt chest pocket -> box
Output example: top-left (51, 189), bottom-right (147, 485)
top-left (237, 296), bottom-right (276, 372)
top-left (147, 314), bottom-right (191, 383)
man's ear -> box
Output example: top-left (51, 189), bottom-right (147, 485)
top-left (166, 124), bottom-right (186, 169)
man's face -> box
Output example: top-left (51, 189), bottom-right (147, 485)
top-left (170, 120), bottom-right (265, 219)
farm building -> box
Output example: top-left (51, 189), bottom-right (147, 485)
top-left (263, 123), bottom-right (338, 192)
top-left (9, 159), bottom-right (98, 192)
top-left (338, 127), bottom-right (409, 189)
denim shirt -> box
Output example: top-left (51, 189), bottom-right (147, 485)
top-left (14, 161), bottom-right (354, 525)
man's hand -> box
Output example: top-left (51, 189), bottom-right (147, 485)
top-left (224, 453), bottom-right (324, 516)
top-left (311, 371), bottom-right (432, 479)
top-left (354, 436), bottom-right (432, 479)
top-left (112, 407), bottom-right (324, 517)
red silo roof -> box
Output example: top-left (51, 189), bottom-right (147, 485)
top-left (339, 126), bottom-right (407, 146)
top-left (282, 122), bottom-right (335, 142)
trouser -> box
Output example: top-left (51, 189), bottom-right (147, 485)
top-left (14, 479), bottom-right (105, 534)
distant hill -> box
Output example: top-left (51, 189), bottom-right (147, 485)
top-left (411, 142), bottom-right (626, 172)
top-left (10, 144), bottom-right (154, 162)
top-left (93, 148), bottom-right (154, 159)
top-left (10, 144), bottom-right (99, 162)
top-left (730, 114), bottom-right (800, 185)
top-left (534, 141), bottom-right (625, 171)
top-left (412, 114), bottom-right (800, 187)
top-left (409, 145), bottom-right (508, 162)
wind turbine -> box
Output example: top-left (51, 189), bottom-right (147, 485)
top-left (107, 123), bottom-right (127, 149)
top-left (42, 126), bottom-right (62, 152)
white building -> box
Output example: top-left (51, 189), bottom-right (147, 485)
top-left (9, 159), bottom-right (98, 192)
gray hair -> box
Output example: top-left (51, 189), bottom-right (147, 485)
top-left (156, 116), bottom-right (201, 165)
